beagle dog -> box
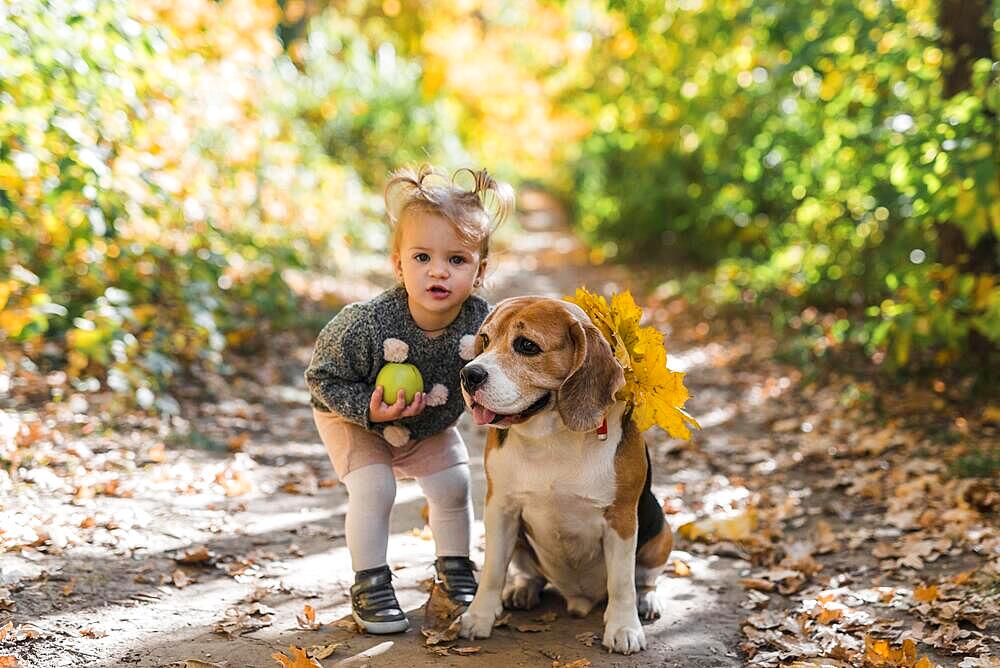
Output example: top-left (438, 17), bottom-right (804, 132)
top-left (457, 296), bottom-right (673, 655)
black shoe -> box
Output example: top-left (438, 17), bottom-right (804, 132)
top-left (435, 556), bottom-right (478, 607)
top-left (351, 566), bottom-right (410, 634)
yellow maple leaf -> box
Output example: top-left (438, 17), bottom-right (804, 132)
top-left (565, 288), bottom-right (700, 439)
top-left (913, 584), bottom-right (939, 603)
top-left (678, 507), bottom-right (757, 542)
top-left (816, 607), bottom-right (843, 624)
top-left (863, 635), bottom-right (936, 667)
top-left (671, 559), bottom-right (691, 576)
top-left (272, 645), bottom-right (322, 668)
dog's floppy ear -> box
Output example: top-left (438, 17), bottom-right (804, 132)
top-left (557, 311), bottom-right (625, 432)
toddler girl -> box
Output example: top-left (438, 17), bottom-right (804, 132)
top-left (305, 165), bottom-right (513, 634)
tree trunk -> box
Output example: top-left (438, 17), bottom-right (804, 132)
top-left (936, 0), bottom-right (997, 362)
top-left (939, 0), bottom-right (994, 98)
top-left (936, 0), bottom-right (997, 270)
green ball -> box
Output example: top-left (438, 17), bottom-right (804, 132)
top-left (376, 363), bottom-right (424, 406)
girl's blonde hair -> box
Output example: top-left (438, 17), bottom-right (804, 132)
top-left (384, 165), bottom-right (515, 259)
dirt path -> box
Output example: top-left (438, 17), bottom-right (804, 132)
top-left (3, 202), bottom-right (997, 667)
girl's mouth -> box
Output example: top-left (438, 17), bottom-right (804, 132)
top-left (428, 285), bottom-right (451, 300)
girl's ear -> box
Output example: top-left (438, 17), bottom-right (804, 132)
top-left (475, 258), bottom-right (487, 287)
top-left (391, 253), bottom-right (404, 283)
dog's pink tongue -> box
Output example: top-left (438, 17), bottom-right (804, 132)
top-left (472, 405), bottom-right (497, 425)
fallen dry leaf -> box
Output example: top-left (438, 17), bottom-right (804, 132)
top-left (272, 645), bottom-right (321, 668)
top-left (0, 587), bottom-right (15, 612)
top-left (216, 469), bottom-right (252, 497)
top-left (0, 657), bottom-right (16, 667)
top-left (536, 611), bottom-right (558, 623)
top-left (172, 569), bottom-right (193, 588)
top-left (951, 571), bottom-right (974, 586)
top-left (451, 646), bottom-right (481, 655)
top-left (297, 604), bottom-right (321, 631)
top-left (147, 443), bottom-right (167, 463)
top-left (913, 585), bottom-right (939, 603)
top-left (575, 631), bottom-right (599, 647)
top-left (678, 507), bottom-right (757, 542)
top-left (816, 607), bottom-right (844, 624)
top-left (12, 624), bottom-right (42, 640)
top-left (243, 586), bottom-right (272, 603)
top-left (214, 604), bottom-right (274, 638)
top-left (176, 546), bottom-right (214, 564)
top-left (421, 581), bottom-right (462, 635)
top-left (515, 622), bottom-right (551, 633)
top-left (671, 559), bottom-right (692, 576)
top-left (408, 525), bottom-right (434, 541)
top-left (79, 627), bottom-right (107, 638)
top-left (864, 636), bottom-right (934, 668)
top-left (331, 617), bottom-right (363, 634)
top-left (0, 621), bottom-right (12, 642)
top-left (554, 660), bottom-right (591, 668)
top-left (307, 643), bottom-right (344, 660)
top-left (227, 433), bottom-right (249, 452)
top-left (422, 621), bottom-right (460, 646)
top-left (740, 577), bottom-right (775, 592)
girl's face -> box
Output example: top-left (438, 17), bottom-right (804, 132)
top-left (392, 210), bottom-right (486, 323)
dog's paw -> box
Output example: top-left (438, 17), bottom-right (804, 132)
top-left (459, 608), bottom-right (496, 640)
top-left (637, 589), bottom-right (663, 620)
top-left (502, 577), bottom-right (542, 610)
top-left (603, 612), bottom-right (646, 655)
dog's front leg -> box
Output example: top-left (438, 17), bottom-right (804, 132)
top-left (459, 497), bottom-right (518, 640)
top-left (601, 522), bottom-right (646, 654)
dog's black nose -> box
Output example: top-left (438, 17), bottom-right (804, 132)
top-left (461, 364), bottom-right (488, 392)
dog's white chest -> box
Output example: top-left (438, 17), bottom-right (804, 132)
top-left (488, 427), bottom-right (621, 594)
top-left (490, 432), bottom-right (617, 507)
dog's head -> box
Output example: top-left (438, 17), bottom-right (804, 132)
top-left (461, 296), bottom-right (625, 432)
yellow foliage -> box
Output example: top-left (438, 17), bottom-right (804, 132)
top-left (272, 645), bottom-right (322, 668)
top-left (0, 309), bottom-right (34, 339)
top-left (863, 636), bottom-right (936, 668)
top-left (678, 508), bottom-right (757, 542)
top-left (565, 288), bottom-right (699, 439)
top-left (913, 584), bottom-right (939, 603)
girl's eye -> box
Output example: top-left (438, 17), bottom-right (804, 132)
top-left (414, 253), bottom-right (430, 262)
top-left (480, 333), bottom-right (490, 349)
top-left (450, 256), bottom-right (467, 265)
top-left (513, 336), bottom-right (541, 356)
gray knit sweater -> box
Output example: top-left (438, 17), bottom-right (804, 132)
top-left (305, 286), bottom-right (490, 444)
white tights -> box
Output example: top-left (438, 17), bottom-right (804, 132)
top-left (341, 463), bottom-right (473, 572)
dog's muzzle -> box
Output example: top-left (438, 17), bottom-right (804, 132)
top-left (461, 364), bottom-right (488, 393)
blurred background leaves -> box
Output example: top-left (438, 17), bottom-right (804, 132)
top-left (1, 0), bottom-right (997, 409)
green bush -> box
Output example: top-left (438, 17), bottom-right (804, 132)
top-left (569, 0), bottom-right (999, 368)
top-left (0, 0), bottom-right (465, 408)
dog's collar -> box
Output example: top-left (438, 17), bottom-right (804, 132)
top-left (596, 417), bottom-right (608, 441)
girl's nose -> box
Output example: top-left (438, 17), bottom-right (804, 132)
top-left (429, 261), bottom-right (450, 278)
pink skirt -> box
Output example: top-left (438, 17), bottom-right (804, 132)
top-left (312, 408), bottom-right (468, 479)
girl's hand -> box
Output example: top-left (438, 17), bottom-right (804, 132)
top-left (369, 386), bottom-right (426, 423)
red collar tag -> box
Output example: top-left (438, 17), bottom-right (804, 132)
top-left (596, 418), bottom-right (608, 441)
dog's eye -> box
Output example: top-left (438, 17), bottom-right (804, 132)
top-left (480, 333), bottom-right (490, 349)
top-left (513, 336), bottom-right (542, 355)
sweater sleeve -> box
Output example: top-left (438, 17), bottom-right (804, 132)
top-left (304, 305), bottom-right (376, 429)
